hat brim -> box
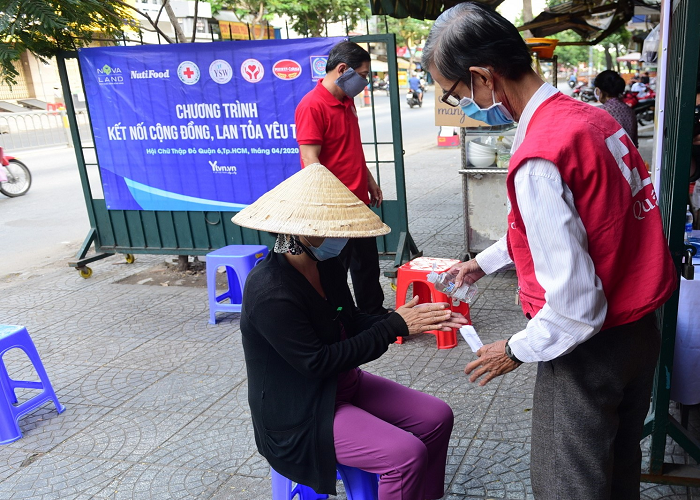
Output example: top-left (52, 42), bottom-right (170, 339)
top-left (231, 163), bottom-right (391, 238)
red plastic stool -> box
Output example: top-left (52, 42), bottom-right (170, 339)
top-left (394, 257), bottom-right (472, 349)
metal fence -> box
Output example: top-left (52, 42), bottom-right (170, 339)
top-left (0, 109), bottom-right (92, 151)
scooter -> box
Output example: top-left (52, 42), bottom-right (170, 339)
top-left (0, 147), bottom-right (32, 197)
top-left (406, 88), bottom-right (422, 108)
top-left (622, 89), bottom-right (656, 126)
top-left (571, 81), bottom-right (585, 98)
top-left (579, 86), bottom-right (597, 103)
top-left (372, 79), bottom-right (390, 96)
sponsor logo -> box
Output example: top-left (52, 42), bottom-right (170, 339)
top-left (272, 59), bottom-right (302, 80)
top-left (130, 69), bottom-right (170, 80)
top-left (209, 160), bottom-right (237, 174)
top-left (177, 61), bottom-right (201, 85)
top-left (241, 58), bottom-right (264, 83)
top-left (209, 59), bottom-right (233, 84)
top-left (97, 64), bottom-right (123, 85)
top-left (309, 56), bottom-right (328, 80)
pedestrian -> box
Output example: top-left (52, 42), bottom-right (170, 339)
top-left (421, 3), bottom-right (677, 499)
top-left (594, 69), bottom-right (638, 146)
top-left (295, 41), bottom-right (389, 315)
top-left (233, 163), bottom-right (466, 499)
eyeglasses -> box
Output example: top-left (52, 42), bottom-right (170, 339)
top-left (440, 80), bottom-right (462, 107)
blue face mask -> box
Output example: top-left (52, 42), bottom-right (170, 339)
top-left (335, 68), bottom-right (368, 98)
top-left (460, 71), bottom-right (514, 126)
top-left (304, 237), bottom-right (349, 261)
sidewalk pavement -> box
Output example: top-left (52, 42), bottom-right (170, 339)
top-left (1, 146), bottom-right (699, 499)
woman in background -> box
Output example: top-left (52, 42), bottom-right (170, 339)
top-left (594, 70), bottom-right (639, 147)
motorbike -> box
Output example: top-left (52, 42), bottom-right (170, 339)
top-left (571, 81), bottom-right (585, 98)
top-left (372, 79), bottom-right (390, 96)
top-left (0, 147), bottom-right (32, 197)
top-left (568, 79), bottom-right (577, 89)
top-left (578, 86), bottom-right (597, 103)
top-left (406, 88), bottom-right (423, 108)
top-left (622, 86), bottom-right (656, 126)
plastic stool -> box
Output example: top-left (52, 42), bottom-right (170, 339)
top-left (271, 464), bottom-right (379, 500)
top-left (395, 257), bottom-right (472, 349)
top-left (206, 244), bottom-right (268, 324)
top-left (0, 325), bottom-right (65, 445)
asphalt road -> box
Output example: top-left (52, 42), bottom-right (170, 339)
top-left (0, 147), bottom-right (91, 276)
top-left (0, 92), bottom-right (443, 277)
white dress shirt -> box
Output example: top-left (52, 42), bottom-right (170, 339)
top-left (475, 83), bottom-right (608, 363)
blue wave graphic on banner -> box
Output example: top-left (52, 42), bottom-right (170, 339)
top-left (124, 178), bottom-right (249, 211)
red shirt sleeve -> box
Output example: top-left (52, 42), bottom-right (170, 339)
top-left (295, 100), bottom-right (325, 145)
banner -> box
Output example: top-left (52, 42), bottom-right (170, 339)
top-left (79, 37), bottom-right (344, 211)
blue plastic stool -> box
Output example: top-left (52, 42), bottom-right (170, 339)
top-left (271, 464), bottom-right (379, 500)
top-left (205, 245), bottom-right (268, 324)
top-left (0, 325), bottom-right (65, 445)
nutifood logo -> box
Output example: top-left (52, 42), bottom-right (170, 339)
top-left (97, 64), bottom-right (123, 85)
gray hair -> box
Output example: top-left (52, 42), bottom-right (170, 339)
top-left (422, 2), bottom-right (532, 85)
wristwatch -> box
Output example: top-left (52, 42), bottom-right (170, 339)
top-left (504, 338), bottom-right (523, 364)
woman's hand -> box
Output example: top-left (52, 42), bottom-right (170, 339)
top-left (396, 296), bottom-right (467, 335)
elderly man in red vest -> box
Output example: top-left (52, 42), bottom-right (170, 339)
top-left (422, 3), bottom-right (676, 499)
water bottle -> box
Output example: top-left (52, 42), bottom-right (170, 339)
top-left (427, 264), bottom-right (479, 304)
top-left (685, 205), bottom-right (694, 243)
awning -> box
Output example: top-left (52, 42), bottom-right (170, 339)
top-left (370, 0), bottom-right (505, 20)
top-left (518, 0), bottom-right (658, 45)
top-left (617, 51), bottom-right (642, 62)
top-left (371, 60), bottom-right (389, 72)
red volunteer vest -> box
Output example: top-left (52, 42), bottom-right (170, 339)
top-left (507, 93), bottom-right (676, 330)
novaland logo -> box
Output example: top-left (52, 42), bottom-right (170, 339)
top-left (96, 64), bottom-right (123, 85)
top-left (131, 69), bottom-right (170, 80)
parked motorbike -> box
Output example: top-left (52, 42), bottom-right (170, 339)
top-left (406, 88), bottom-right (423, 108)
top-left (622, 87), bottom-right (656, 126)
top-left (571, 81), bottom-right (585, 98)
top-left (372, 79), bottom-right (390, 96)
top-left (0, 147), bottom-right (31, 197)
top-left (579, 86), bottom-right (597, 103)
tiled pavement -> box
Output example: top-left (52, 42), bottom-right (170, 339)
top-left (1, 146), bottom-right (699, 499)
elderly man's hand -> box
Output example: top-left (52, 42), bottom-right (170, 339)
top-left (465, 340), bottom-right (521, 386)
top-left (449, 259), bottom-right (486, 287)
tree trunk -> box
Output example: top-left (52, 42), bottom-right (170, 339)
top-left (190, 0), bottom-right (199, 43)
top-left (521, 0), bottom-right (534, 38)
top-left (603, 45), bottom-right (613, 70)
top-left (252, 2), bottom-right (265, 40)
top-left (522, 0), bottom-right (533, 23)
top-left (162, 0), bottom-right (186, 43)
top-left (177, 255), bottom-right (189, 272)
top-left (614, 44), bottom-right (621, 73)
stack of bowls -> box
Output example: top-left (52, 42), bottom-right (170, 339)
top-left (468, 140), bottom-right (497, 168)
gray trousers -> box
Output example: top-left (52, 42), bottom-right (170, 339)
top-left (531, 313), bottom-right (660, 500)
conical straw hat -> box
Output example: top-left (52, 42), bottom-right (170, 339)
top-left (232, 163), bottom-right (391, 238)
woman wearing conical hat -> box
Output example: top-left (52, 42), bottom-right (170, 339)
top-left (233, 164), bottom-right (467, 499)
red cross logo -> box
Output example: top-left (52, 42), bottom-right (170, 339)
top-left (177, 61), bottom-right (200, 85)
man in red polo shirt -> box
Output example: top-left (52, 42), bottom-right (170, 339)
top-left (295, 41), bottom-right (388, 314)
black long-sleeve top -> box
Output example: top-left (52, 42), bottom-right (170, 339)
top-left (240, 251), bottom-right (408, 494)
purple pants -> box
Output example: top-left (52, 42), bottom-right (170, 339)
top-left (334, 370), bottom-right (454, 500)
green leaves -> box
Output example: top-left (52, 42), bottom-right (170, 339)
top-left (268, 0), bottom-right (371, 37)
top-left (0, 0), bottom-right (132, 85)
